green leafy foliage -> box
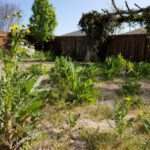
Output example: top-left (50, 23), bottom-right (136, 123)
top-left (79, 63), bottom-right (100, 81)
top-left (138, 107), bottom-right (150, 135)
top-left (0, 19), bottom-right (44, 149)
top-left (29, 0), bottom-right (57, 43)
top-left (131, 62), bottom-right (150, 78)
top-left (79, 1), bottom-right (150, 52)
top-left (103, 54), bottom-right (132, 79)
top-left (79, 10), bottom-right (120, 51)
top-left (103, 55), bottom-right (121, 79)
top-left (0, 70), bottom-right (43, 149)
top-left (114, 97), bottom-right (135, 136)
top-left (117, 79), bottom-right (141, 96)
top-left (49, 57), bottom-right (99, 104)
top-left (67, 113), bottom-right (80, 128)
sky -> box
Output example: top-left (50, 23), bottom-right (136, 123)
top-left (1, 0), bottom-right (150, 35)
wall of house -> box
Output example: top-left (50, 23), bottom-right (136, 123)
top-left (0, 31), bottom-right (9, 47)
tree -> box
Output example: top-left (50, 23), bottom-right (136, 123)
top-left (79, 0), bottom-right (150, 52)
top-left (29, 0), bottom-right (57, 44)
top-left (0, 2), bottom-right (21, 31)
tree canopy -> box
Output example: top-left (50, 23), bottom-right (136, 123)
top-left (29, 0), bottom-right (57, 43)
top-left (79, 0), bottom-right (150, 51)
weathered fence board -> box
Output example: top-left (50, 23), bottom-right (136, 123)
top-left (107, 34), bottom-right (148, 61)
top-left (51, 34), bottom-right (150, 62)
top-left (51, 36), bottom-right (96, 61)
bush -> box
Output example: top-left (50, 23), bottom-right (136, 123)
top-left (103, 54), bottom-right (133, 79)
top-left (0, 22), bottom-right (45, 149)
top-left (117, 79), bottom-right (141, 96)
top-left (138, 107), bottom-right (150, 134)
top-left (79, 64), bottom-right (100, 81)
top-left (49, 57), bottom-right (99, 104)
top-left (113, 97), bottom-right (136, 137)
top-left (103, 55), bottom-right (121, 79)
top-left (131, 62), bottom-right (150, 78)
top-left (0, 68), bottom-right (44, 149)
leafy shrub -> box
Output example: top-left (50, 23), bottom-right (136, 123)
top-left (103, 55), bottom-right (121, 79)
top-left (67, 113), bottom-right (80, 128)
top-left (103, 55), bottom-right (136, 79)
top-left (113, 97), bottom-right (135, 137)
top-left (79, 64), bottom-right (100, 81)
top-left (138, 107), bottom-right (150, 134)
top-left (0, 69), bottom-right (43, 149)
top-left (131, 62), bottom-right (150, 78)
top-left (0, 22), bottom-right (44, 149)
top-left (117, 79), bottom-right (141, 96)
top-left (49, 57), bottom-right (99, 104)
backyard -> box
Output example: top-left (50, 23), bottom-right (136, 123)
top-left (0, 0), bottom-right (150, 150)
top-left (1, 54), bottom-right (149, 149)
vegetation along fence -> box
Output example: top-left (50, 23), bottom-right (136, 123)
top-left (0, 32), bottom-right (150, 62)
top-left (51, 34), bottom-right (150, 62)
top-left (50, 36), bottom-right (96, 61)
top-left (107, 34), bottom-right (150, 62)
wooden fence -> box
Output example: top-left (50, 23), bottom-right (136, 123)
top-left (0, 31), bottom-right (150, 62)
top-left (50, 36), bottom-right (96, 61)
top-left (51, 34), bottom-right (150, 62)
top-left (107, 34), bottom-right (150, 62)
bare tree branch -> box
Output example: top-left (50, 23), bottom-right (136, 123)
top-left (101, 9), bottom-right (109, 14)
top-left (0, 2), bottom-right (22, 31)
top-left (125, 1), bottom-right (131, 12)
top-left (135, 3), bottom-right (142, 9)
top-left (111, 0), bottom-right (120, 12)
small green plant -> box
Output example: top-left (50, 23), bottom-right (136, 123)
top-left (31, 51), bottom-right (46, 60)
top-left (103, 55), bottom-right (135, 79)
top-left (49, 57), bottom-right (99, 104)
top-left (117, 79), bottom-right (141, 96)
top-left (113, 97), bottom-right (135, 137)
top-left (103, 55), bottom-right (120, 79)
top-left (0, 18), bottom-right (44, 149)
top-left (79, 64), bottom-right (100, 81)
top-left (136, 136), bottom-right (150, 150)
top-left (138, 107), bottom-right (150, 134)
top-left (131, 62), bottom-right (150, 78)
top-left (80, 129), bottom-right (118, 150)
top-left (67, 113), bottom-right (80, 128)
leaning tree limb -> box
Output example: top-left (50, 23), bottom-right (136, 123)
top-left (102, 0), bottom-right (150, 17)
top-left (79, 0), bottom-right (150, 51)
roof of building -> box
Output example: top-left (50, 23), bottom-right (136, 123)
top-left (121, 28), bottom-right (147, 35)
top-left (61, 28), bottom-right (147, 37)
top-left (61, 30), bottom-right (86, 36)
